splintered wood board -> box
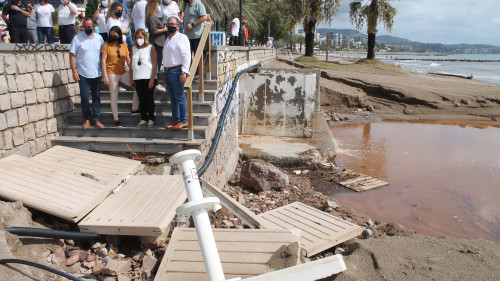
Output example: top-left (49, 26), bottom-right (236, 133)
top-left (79, 175), bottom-right (186, 236)
top-left (338, 170), bottom-right (388, 192)
top-left (258, 202), bottom-right (363, 256)
top-left (32, 145), bottom-right (141, 187)
top-left (0, 154), bottom-right (116, 222)
top-left (154, 228), bottom-right (301, 281)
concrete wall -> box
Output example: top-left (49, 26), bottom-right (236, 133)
top-left (0, 44), bottom-right (77, 158)
top-left (199, 47), bottom-right (275, 187)
top-left (239, 72), bottom-right (317, 138)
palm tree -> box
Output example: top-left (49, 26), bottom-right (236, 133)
top-left (350, 0), bottom-right (397, 59)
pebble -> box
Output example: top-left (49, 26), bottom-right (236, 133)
top-left (362, 229), bottom-right (373, 238)
top-left (334, 247), bottom-right (345, 254)
top-left (97, 247), bottom-right (108, 258)
top-left (66, 255), bottom-right (80, 266)
top-left (87, 254), bottom-right (97, 262)
top-left (92, 263), bottom-right (105, 275)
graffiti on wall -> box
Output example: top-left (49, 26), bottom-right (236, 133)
top-left (216, 50), bottom-right (238, 131)
top-left (13, 44), bottom-right (70, 52)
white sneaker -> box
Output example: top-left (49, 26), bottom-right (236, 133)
top-left (136, 120), bottom-right (147, 127)
top-left (147, 120), bottom-right (154, 128)
top-left (118, 87), bottom-right (126, 92)
top-left (155, 84), bottom-right (166, 92)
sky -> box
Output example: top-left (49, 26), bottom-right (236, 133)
top-left (319, 0), bottom-right (500, 46)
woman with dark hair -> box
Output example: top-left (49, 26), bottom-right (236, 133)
top-left (101, 26), bottom-right (133, 127)
top-left (106, 2), bottom-right (129, 45)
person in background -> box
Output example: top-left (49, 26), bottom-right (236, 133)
top-left (163, 16), bottom-right (190, 130)
top-left (106, 2), bottom-right (129, 43)
top-left (131, 0), bottom-right (148, 32)
top-left (146, 0), bottom-right (167, 92)
top-left (77, 13), bottom-right (84, 31)
top-left (26, 1), bottom-right (37, 43)
top-left (93, 0), bottom-right (109, 41)
top-left (1, 30), bottom-right (10, 43)
top-left (1, 0), bottom-right (32, 43)
top-left (58, 0), bottom-right (77, 44)
top-left (183, 0), bottom-right (206, 56)
top-left (242, 19), bottom-right (248, 46)
top-left (34, 0), bottom-right (55, 44)
top-left (159, 0), bottom-right (181, 26)
top-left (113, 0), bottom-right (133, 49)
top-left (70, 17), bottom-right (105, 129)
top-left (131, 29), bottom-right (157, 128)
top-left (229, 14), bottom-right (239, 46)
top-left (101, 26), bottom-right (133, 127)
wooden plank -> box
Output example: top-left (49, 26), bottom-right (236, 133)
top-left (0, 154), bottom-right (116, 222)
top-left (32, 145), bottom-right (141, 187)
top-left (154, 228), bottom-right (301, 281)
top-left (78, 175), bottom-right (187, 236)
top-left (336, 169), bottom-right (389, 192)
top-left (201, 179), bottom-right (266, 229)
top-left (258, 202), bottom-right (363, 256)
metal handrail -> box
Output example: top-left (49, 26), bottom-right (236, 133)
top-left (184, 23), bottom-right (212, 141)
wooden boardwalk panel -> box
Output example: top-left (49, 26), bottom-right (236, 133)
top-left (32, 145), bottom-right (141, 187)
top-left (0, 154), bottom-right (116, 222)
top-left (79, 175), bottom-right (187, 236)
top-left (337, 170), bottom-right (389, 192)
top-left (155, 228), bottom-right (301, 281)
top-left (258, 202), bottom-right (363, 256)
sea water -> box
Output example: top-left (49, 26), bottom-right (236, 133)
top-left (331, 53), bottom-right (500, 85)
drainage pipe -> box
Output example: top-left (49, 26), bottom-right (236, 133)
top-left (5, 227), bottom-right (100, 240)
top-left (0, 259), bottom-right (86, 281)
top-left (170, 150), bottom-right (226, 281)
top-left (197, 61), bottom-right (261, 177)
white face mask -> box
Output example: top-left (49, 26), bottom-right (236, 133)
top-left (137, 39), bottom-right (145, 46)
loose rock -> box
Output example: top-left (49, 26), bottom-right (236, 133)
top-left (240, 160), bottom-right (289, 192)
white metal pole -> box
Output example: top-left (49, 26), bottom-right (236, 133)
top-left (170, 150), bottom-right (226, 281)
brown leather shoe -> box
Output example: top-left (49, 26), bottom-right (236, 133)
top-left (171, 122), bottom-right (188, 130)
top-left (82, 120), bottom-right (90, 129)
top-left (166, 121), bottom-right (178, 129)
top-left (93, 120), bottom-right (104, 128)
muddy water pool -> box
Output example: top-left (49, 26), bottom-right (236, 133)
top-left (329, 120), bottom-right (500, 241)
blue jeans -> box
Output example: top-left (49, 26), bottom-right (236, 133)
top-left (37, 27), bottom-right (54, 44)
top-left (164, 68), bottom-right (187, 123)
top-left (78, 75), bottom-right (102, 122)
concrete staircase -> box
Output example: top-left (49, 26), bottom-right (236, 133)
top-left (53, 77), bottom-right (218, 154)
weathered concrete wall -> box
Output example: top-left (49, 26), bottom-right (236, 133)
top-left (239, 72), bottom-right (317, 138)
top-left (196, 48), bottom-right (275, 187)
top-left (0, 44), bottom-right (77, 158)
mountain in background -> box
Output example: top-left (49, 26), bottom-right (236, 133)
top-left (310, 28), bottom-right (500, 54)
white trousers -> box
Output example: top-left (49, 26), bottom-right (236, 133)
top-left (108, 72), bottom-right (139, 121)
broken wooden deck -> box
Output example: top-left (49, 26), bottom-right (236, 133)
top-left (154, 228), bottom-right (302, 281)
top-left (258, 202), bottom-right (363, 256)
top-left (79, 175), bottom-right (187, 236)
top-left (337, 170), bottom-right (388, 192)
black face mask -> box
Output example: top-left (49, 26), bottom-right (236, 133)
top-left (84, 28), bottom-right (93, 35)
top-left (109, 35), bottom-right (119, 42)
top-left (115, 11), bottom-right (122, 18)
top-left (167, 25), bottom-right (177, 34)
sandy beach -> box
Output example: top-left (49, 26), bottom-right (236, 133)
top-left (261, 56), bottom-right (500, 280)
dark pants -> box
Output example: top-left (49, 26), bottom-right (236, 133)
top-left (59, 25), bottom-right (75, 44)
top-left (229, 35), bottom-right (238, 46)
top-left (37, 26), bottom-right (54, 44)
top-left (189, 38), bottom-right (201, 55)
top-left (78, 75), bottom-right (102, 122)
top-left (9, 26), bottom-right (29, 43)
top-left (153, 43), bottom-right (163, 78)
top-left (134, 79), bottom-right (155, 121)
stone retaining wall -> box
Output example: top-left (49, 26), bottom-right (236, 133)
top-left (0, 46), bottom-right (78, 158)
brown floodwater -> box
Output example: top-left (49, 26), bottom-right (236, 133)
top-left (329, 120), bottom-right (500, 241)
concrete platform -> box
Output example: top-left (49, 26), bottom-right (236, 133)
top-left (154, 228), bottom-right (302, 281)
top-left (239, 112), bottom-right (337, 166)
top-left (79, 175), bottom-right (186, 236)
top-left (258, 202), bottom-right (363, 256)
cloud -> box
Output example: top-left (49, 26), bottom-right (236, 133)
top-left (320, 0), bottom-right (500, 46)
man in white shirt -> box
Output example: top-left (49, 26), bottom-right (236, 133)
top-left (58, 0), bottom-right (77, 44)
top-left (230, 15), bottom-right (239, 46)
top-left (131, 0), bottom-right (148, 32)
top-left (162, 16), bottom-right (191, 130)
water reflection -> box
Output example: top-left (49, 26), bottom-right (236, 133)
top-left (330, 120), bottom-right (500, 241)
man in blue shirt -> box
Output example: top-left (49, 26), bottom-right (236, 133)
top-left (70, 17), bottom-right (105, 129)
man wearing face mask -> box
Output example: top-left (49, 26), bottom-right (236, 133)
top-left (162, 16), bottom-right (190, 130)
top-left (58, 0), bottom-right (77, 44)
top-left (70, 17), bottom-right (105, 129)
top-left (1, 0), bottom-right (32, 43)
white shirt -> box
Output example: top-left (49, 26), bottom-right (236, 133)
top-left (231, 18), bottom-right (240, 36)
top-left (159, 1), bottom-right (180, 25)
top-left (107, 17), bottom-right (129, 42)
top-left (35, 4), bottom-right (55, 27)
top-left (58, 2), bottom-right (77, 26)
top-left (132, 45), bottom-right (153, 80)
top-left (97, 8), bottom-right (108, 33)
top-left (131, 0), bottom-right (148, 32)
top-left (162, 32), bottom-right (191, 75)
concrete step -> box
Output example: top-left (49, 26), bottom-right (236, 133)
top-left (60, 125), bottom-right (207, 139)
top-left (98, 89), bottom-right (216, 102)
top-left (67, 112), bottom-right (213, 127)
top-left (74, 100), bottom-right (214, 114)
top-left (52, 136), bottom-right (205, 153)
top-left (192, 79), bottom-right (218, 91)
